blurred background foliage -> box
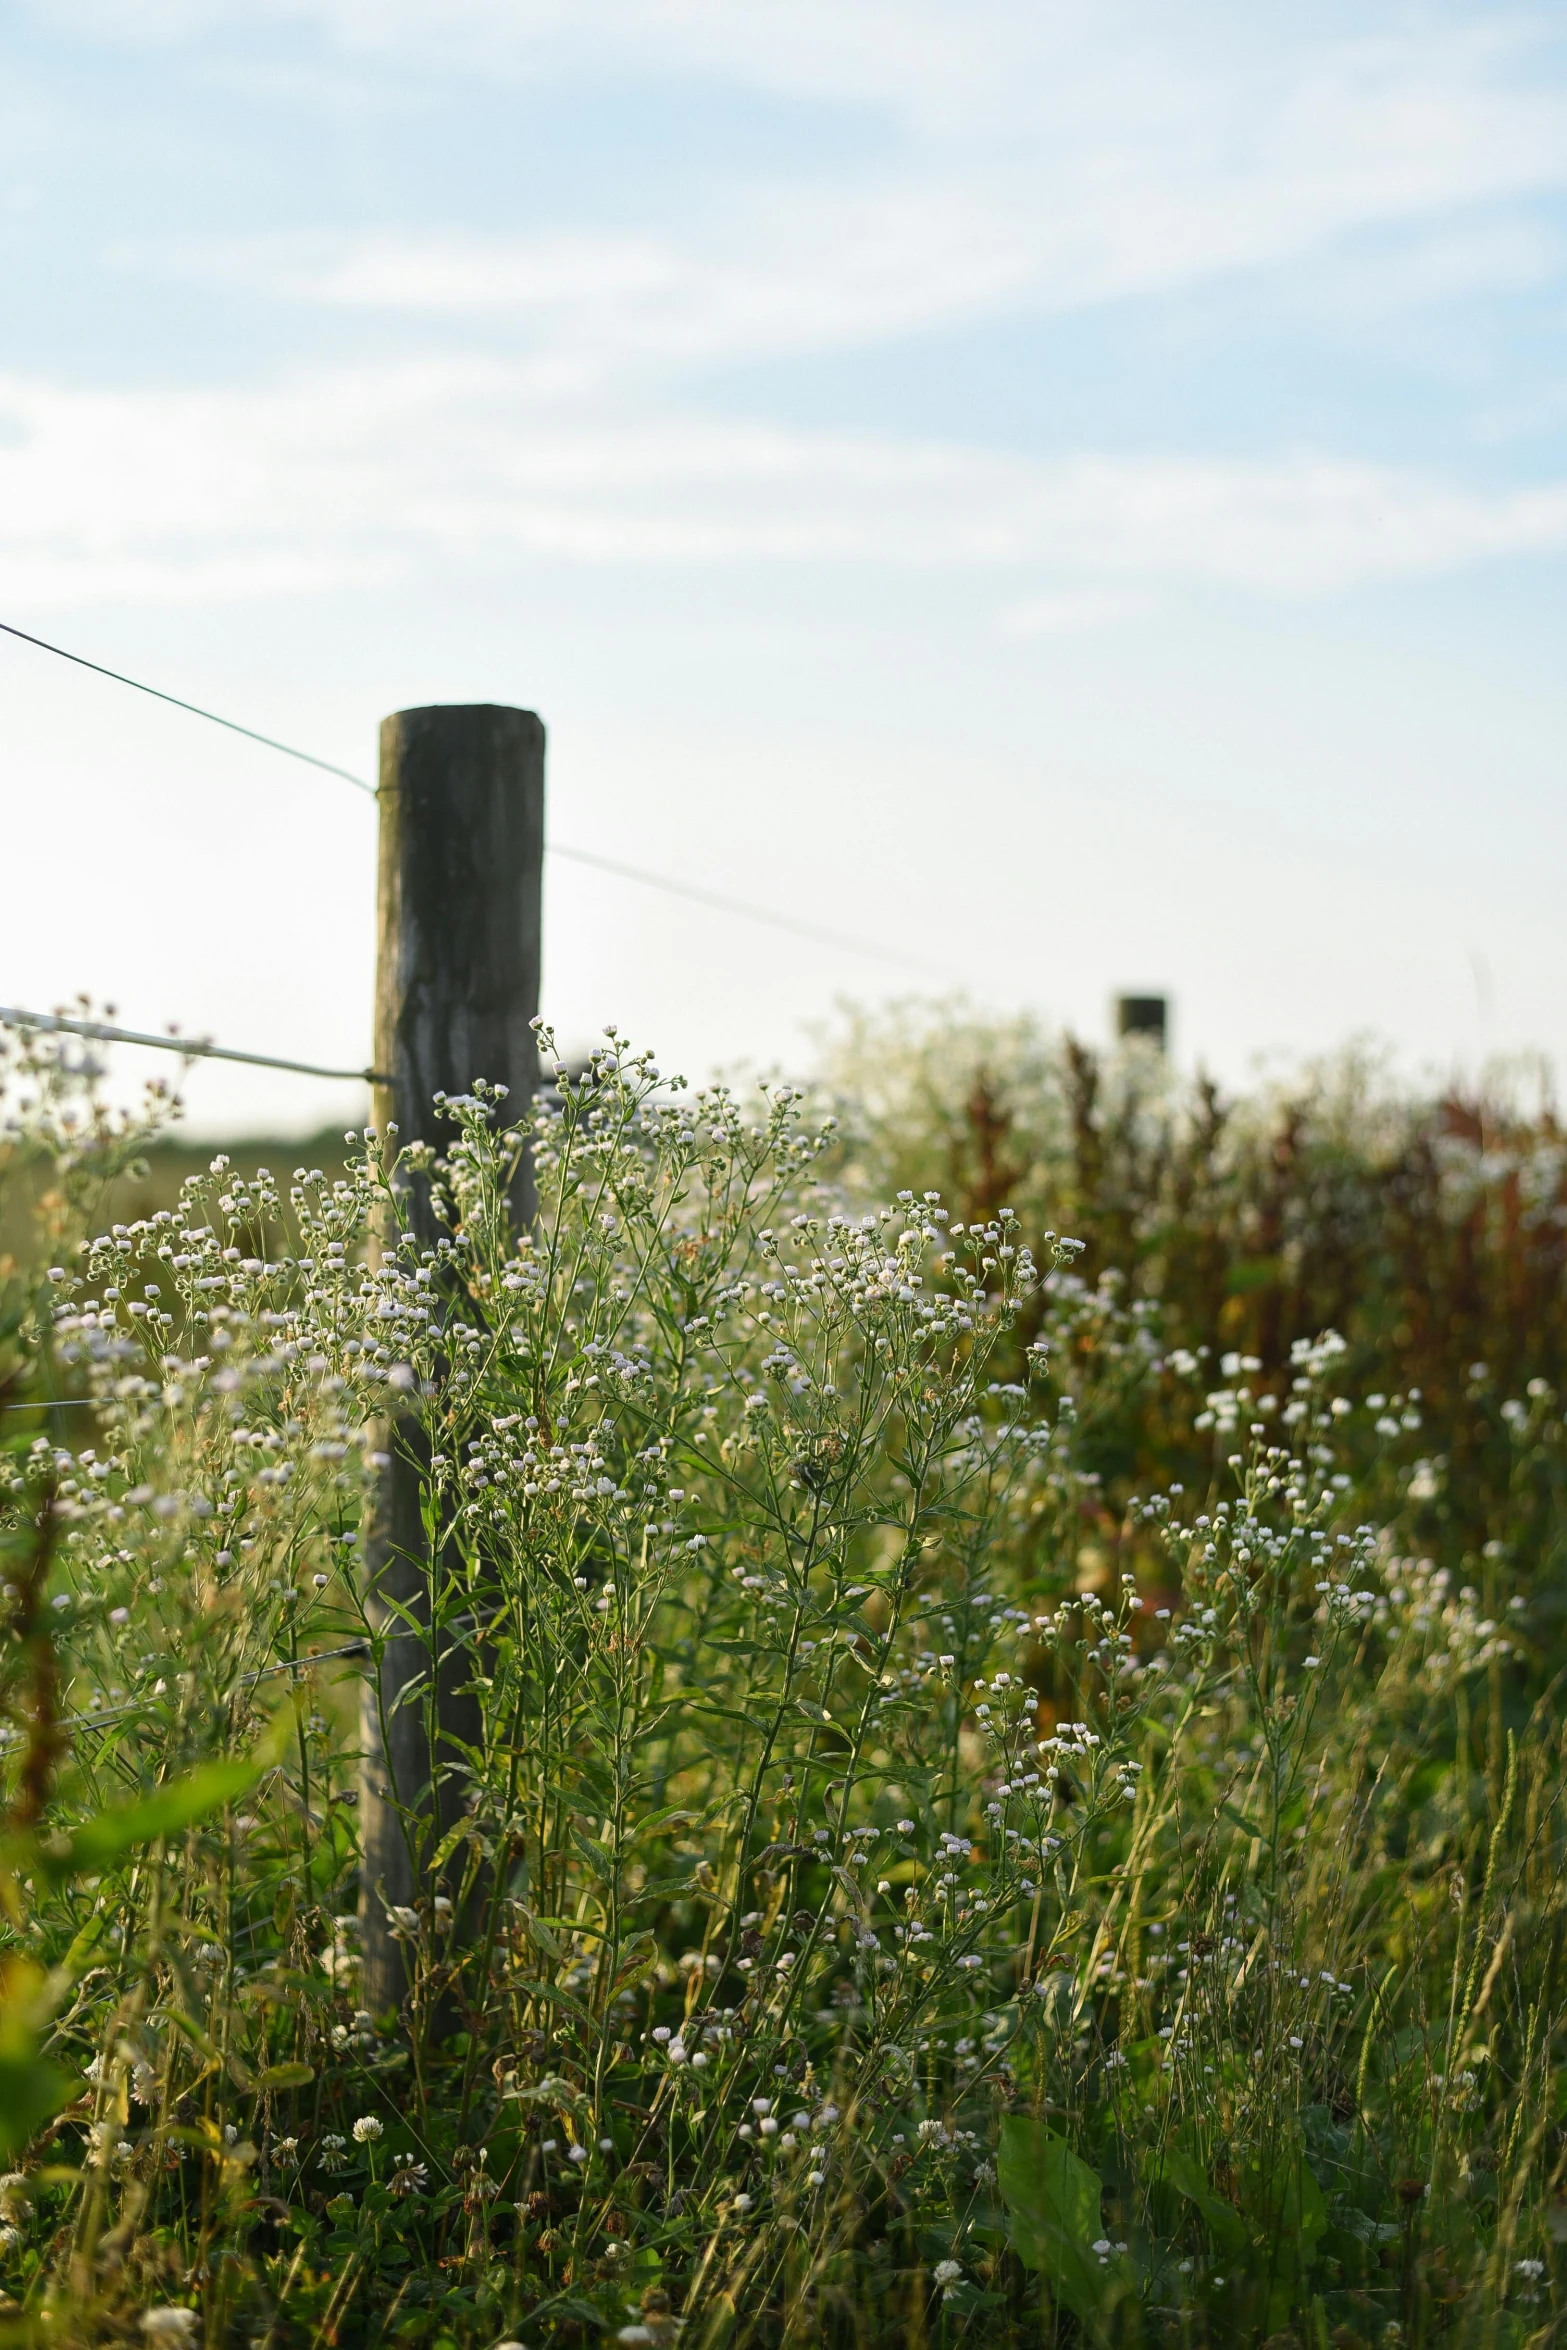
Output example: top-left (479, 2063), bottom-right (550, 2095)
top-left (819, 1002), bottom-right (1567, 1618)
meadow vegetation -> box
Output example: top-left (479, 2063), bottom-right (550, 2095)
top-left (0, 1003), bottom-right (1564, 2349)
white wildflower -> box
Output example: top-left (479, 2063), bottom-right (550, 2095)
top-left (140, 2314), bottom-right (199, 2344)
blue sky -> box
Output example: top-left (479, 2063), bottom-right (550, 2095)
top-left (4, 0), bottom-right (1567, 1130)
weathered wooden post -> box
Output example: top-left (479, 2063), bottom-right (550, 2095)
top-left (360, 704), bottom-right (545, 2014)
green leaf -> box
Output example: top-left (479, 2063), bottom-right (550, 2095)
top-left (1152, 2137), bottom-right (1327, 2281)
top-left (1155, 2144), bottom-right (1249, 2257)
top-left (1238, 2145), bottom-right (1328, 2277)
top-left (570, 1828), bottom-right (614, 1876)
top-left (516, 1906), bottom-right (567, 1964)
top-left (610, 1933), bottom-right (660, 1993)
top-left (515, 1978), bottom-right (597, 2030)
top-left (5, 1752), bottom-right (268, 1888)
top-left (627, 1805), bottom-right (701, 1846)
top-left (256, 2061), bottom-right (316, 2092)
top-left (0, 2048), bottom-right (74, 2161)
top-left (996, 2115), bottom-right (1106, 2322)
top-left (0, 1961), bottom-right (76, 2159)
top-left (426, 1815), bottom-right (479, 1877)
top-left (688, 1701), bottom-right (774, 1737)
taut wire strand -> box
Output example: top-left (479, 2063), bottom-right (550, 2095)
top-left (2, 617), bottom-right (952, 977)
top-left (0, 1005), bottom-right (391, 1087)
top-left (0, 619), bottom-right (377, 796)
top-left (546, 841), bottom-right (948, 976)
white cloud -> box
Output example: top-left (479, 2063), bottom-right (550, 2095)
top-left (16, 7), bottom-right (1567, 613)
top-left (195, 192), bottom-right (1041, 381)
top-left (54, 1), bottom-right (1567, 175)
top-left (85, 4), bottom-right (1567, 369)
top-left (24, 0), bottom-right (1057, 124)
top-left (999, 588), bottom-right (1159, 637)
top-left (4, 357), bottom-right (1567, 607)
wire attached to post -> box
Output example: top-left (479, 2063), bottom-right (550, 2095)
top-left (0, 1004), bottom-right (392, 1086)
top-left (2, 616), bottom-right (957, 978)
top-left (0, 620), bottom-right (377, 797)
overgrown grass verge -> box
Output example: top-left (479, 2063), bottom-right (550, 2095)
top-left (0, 1013), bottom-right (1562, 2348)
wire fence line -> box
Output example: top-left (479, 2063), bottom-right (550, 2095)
top-left (0, 634), bottom-right (949, 1613)
top-left (0, 620), bottom-right (377, 797)
top-left (0, 1642), bottom-right (373, 1746)
top-left (544, 841), bottom-right (940, 973)
top-left (0, 1004), bottom-right (392, 1087)
top-left (2, 616), bottom-right (948, 977)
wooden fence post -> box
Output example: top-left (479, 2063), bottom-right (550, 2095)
top-left (360, 703), bottom-right (545, 2014)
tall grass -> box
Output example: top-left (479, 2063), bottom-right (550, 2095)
top-left (0, 1010), bottom-right (1563, 2347)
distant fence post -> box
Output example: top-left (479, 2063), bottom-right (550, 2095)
top-left (1115, 994), bottom-right (1168, 1052)
top-left (360, 703), bottom-right (545, 2015)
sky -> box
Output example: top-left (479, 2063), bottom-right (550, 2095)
top-left (3, 0), bottom-right (1567, 1134)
